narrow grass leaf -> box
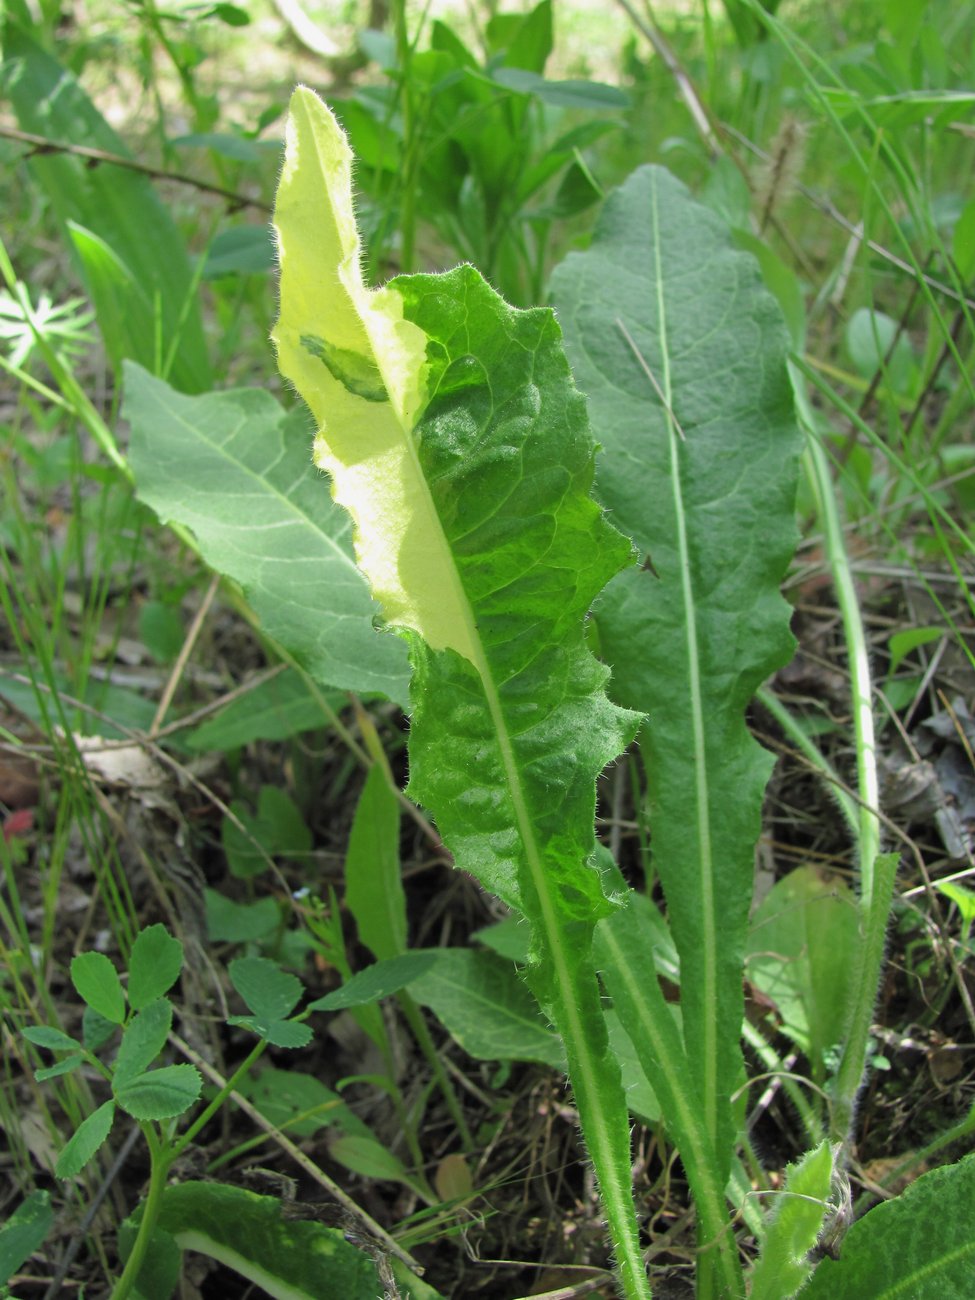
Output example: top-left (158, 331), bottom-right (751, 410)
top-left (115, 1064), bottom-right (202, 1121)
top-left (803, 1152), bottom-right (975, 1298)
top-left (273, 88), bottom-right (648, 1298)
top-left (113, 999), bottom-right (173, 1087)
top-left (55, 1099), bottom-right (115, 1178)
top-left (124, 364), bottom-right (410, 705)
top-left (127, 924), bottom-right (184, 1010)
top-left (0, 1190), bottom-right (54, 1285)
top-left (70, 952), bottom-right (126, 1024)
top-left (552, 164), bottom-right (800, 1187)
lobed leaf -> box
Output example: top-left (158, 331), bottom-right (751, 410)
top-left (552, 164), bottom-right (800, 1185)
top-left (273, 87), bottom-right (648, 1297)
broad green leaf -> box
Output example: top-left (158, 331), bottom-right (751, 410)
top-left (123, 364), bottom-right (410, 706)
top-left (0, 1190), bottom-right (54, 1285)
top-left (202, 226), bottom-right (276, 279)
top-left (551, 164), bottom-right (800, 1194)
top-left (128, 925), bottom-right (184, 1010)
top-left (187, 671), bottom-right (343, 750)
top-left (229, 957), bottom-right (303, 1022)
top-left (55, 1099), bottom-right (115, 1178)
top-left (803, 1152), bottom-right (975, 1298)
top-left (82, 1006), bottom-right (118, 1052)
top-left (344, 764), bottom-right (406, 962)
top-left (410, 949), bottom-right (564, 1068)
top-left (273, 88), bottom-right (648, 1297)
top-left (113, 999), bottom-right (173, 1087)
top-left (21, 1025), bottom-right (81, 1052)
top-left (308, 951), bottom-right (438, 1012)
top-left (2, 23), bottom-right (211, 394)
top-left (125, 1181), bottom-right (403, 1299)
top-left (887, 626), bottom-right (944, 675)
top-left (750, 1140), bottom-right (835, 1300)
top-left (746, 866), bottom-right (859, 1078)
top-left (70, 951), bottom-right (125, 1024)
top-left (115, 1063), bottom-right (202, 1120)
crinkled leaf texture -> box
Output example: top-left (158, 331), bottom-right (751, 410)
top-left (273, 87), bottom-right (648, 1297)
top-left (551, 164), bottom-right (800, 1181)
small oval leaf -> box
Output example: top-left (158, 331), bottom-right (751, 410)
top-left (128, 925), bottom-right (184, 1011)
top-left (55, 1100), bottom-right (116, 1179)
top-left (116, 1064), bottom-right (202, 1120)
top-left (70, 953), bottom-right (125, 1024)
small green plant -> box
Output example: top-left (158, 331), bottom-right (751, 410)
top-left (21, 924), bottom-right (433, 1298)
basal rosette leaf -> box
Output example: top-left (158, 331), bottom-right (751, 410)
top-left (551, 165), bottom-right (801, 1189)
top-left (273, 87), bottom-right (649, 1298)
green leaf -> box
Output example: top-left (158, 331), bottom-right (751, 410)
top-left (55, 1099), bottom-right (115, 1178)
top-left (0, 1190), bottom-right (54, 1286)
top-left (128, 925), bottom-right (184, 1011)
top-left (82, 1006), bottom-right (118, 1052)
top-left (344, 765), bottom-right (406, 962)
top-left (21, 1025), bottom-right (81, 1052)
top-left (221, 786), bottom-right (311, 879)
top-left (750, 1140), bottom-right (835, 1300)
top-left (188, 671), bottom-right (343, 751)
top-left (128, 1181), bottom-right (402, 1298)
top-left (410, 949), bottom-right (564, 1068)
top-left (328, 1135), bottom-right (429, 1198)
top-left (746, 866), bottom-right (859, 1077)
top-left (240, 1068), bottom-right (365, 1139)
top-left (65, 222), bottom-right (155, 378)
top-left (123, 363), bottom-right (410, 706)
top-left (70, 951), bottom-right (126, 1024)
top-left (273, 88), bottom-right (648, 1298)
top-left (115, 1063), bottom-right (202, 1120)
top-left (551, 164), bottom-right (800, 1195)
top-left (229, 957), bottom-right (303, 1022)
top-left (846, 307), bottom-right (918, 396)
top-left (205, 890), bottom-right (281, 943)
top-left (308, 951), bottom-right (438, 1012)
top-left (3, 23), bottom-right (211, 394)
top-left (113, 999), bottom-right (174, 1087)
top-left (226, 1015), bottom-right (313, 1049)
top-left (202, 225), bottom-right (275, 279)
top-left (803, 1153), bottom-right (975, 1298)
top-left (888, 626), bottom-right (943, 674)
top-left (35, 1053), bottom-right (86, 1081)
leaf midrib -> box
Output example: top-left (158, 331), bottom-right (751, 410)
top-left (649, 170), bottom-right (718, 1148)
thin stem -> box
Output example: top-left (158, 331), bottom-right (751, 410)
top-left (110, 1125), bottom-right (171, 1300)
top-left (171, 1038), bottom-right (267, 1158)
